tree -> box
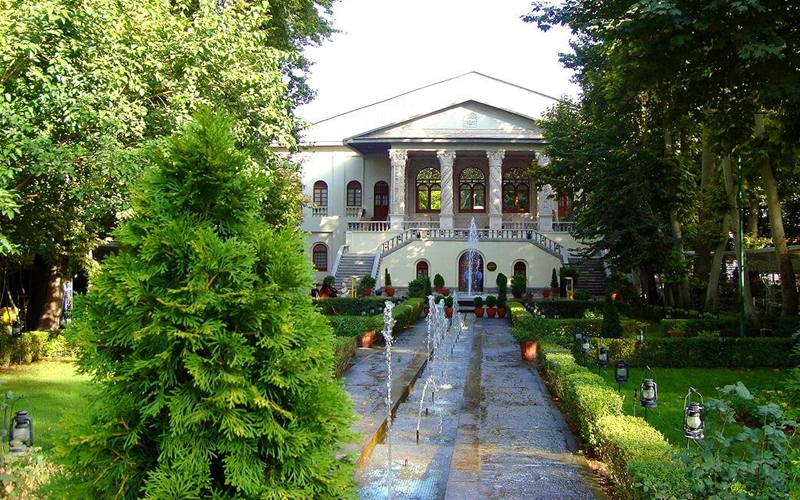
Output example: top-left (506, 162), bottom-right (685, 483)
top-left (48, 110), bottom-right (356, 499)
top-left (1, 0), bottom-right (333, 328)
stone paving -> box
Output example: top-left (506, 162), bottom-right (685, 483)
top-left (343, 313), bottom-right (604, 500)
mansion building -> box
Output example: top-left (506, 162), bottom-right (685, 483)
top-left (289, 73), bottom-right (588, 294)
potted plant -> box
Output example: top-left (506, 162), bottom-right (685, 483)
top-left (320, 275), bottom-right (336, 298)
top-left (485, 295), bottom-right (497, 318)
top-left (444, 295), bottom-right (454, 318)
top-left (358, 274), bottom-right (376, 296)
top-left (550, 268), bottom-right (559, 297)
top-left (542, 288), bottom-right (551, 299)
top-left (384, 269), bottom-right (395, 297)
top-left (496, 294), bottom-right (507, 318)
top-left (433, 273), bottom-right (445, 293)
top-left (511, 318), bottom-right (548, 361)
top-left (441, 287), bottom-right (451, 297)
top-left (473, 296), bottom-right (485, 317)
top-left (511, 273), bottom-right (526, 299)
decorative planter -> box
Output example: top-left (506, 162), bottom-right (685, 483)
top-left (442, 288), bottom-right (451, 297)
top-left (445, 307), bottom-right (453, 318)
top-left (550, 286), bottom-right (559, 297)
top-left (519, 340), bottom-right (538, 361)
top-left (360, 331), bottom-right (376, 348)
top-left (497, 307), bottom-right (507, 319)
top-left (542, 289), bottom-right (551, 299)
top-left (385, 286), bottom-right (395, 297)
top-left (474, 307), bottom-right (485, 317)
top-left (435, 286), bottom-right (444, 294)
top-left (363, 288), bottom-right (373, 297)
top-left (486, 307), bottom-right (497, 318)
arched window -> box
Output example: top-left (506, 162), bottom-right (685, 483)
top-left (513, 261), bottom-right (527, 279)
top-left (502, 167), bottom-right (529, 213)
top-left (346, 180), bottom-right (362, 207)
top-left (313, 181), bottom-right (328, 207)
top-left (416, 261), bottom-right (429, 279)
top-left (312, 244), bottom-right (328, 271)
top-left (458, 167), bottom-right (485, 212)
top-left (416, 168), bottom-right (441, 212)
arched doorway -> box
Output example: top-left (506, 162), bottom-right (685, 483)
top-left (373, 181), bottom-right (389, 221)
top-left (458, 251), bottom-right (484, 294)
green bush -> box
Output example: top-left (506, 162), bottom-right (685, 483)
top-left (511, 273), bottom-right (526, 298)
top-left (573, 290), bottom-right (591, 301)
top-left (532, 299), bottom-right (603, 318)
top-left (407, 276), bottom-right (430, 298)
top-left (0, 331), bottom-right (56, 366)
top-left (601, 296), bottom-right (623, 338)
top-left (327, 315), bottom-right (382, 338)
top-left (332, 337), bottom-right (357, 377)
top-left (562, 371), bottom-right (623, 448)
top-left (508, 301), bottom-right (530, 327)
top-left (496, 273), bottom-right (508, 302)
top-left (596, 415), bottom-right (690, 499)
top-left (473, 296), bottom-right (484, 308)
top-left (433, 273), bottom-right (445, 289)
top-left (316, 297), bottom-right (397, 316)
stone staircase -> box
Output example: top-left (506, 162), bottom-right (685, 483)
top-left (568, 256), bottom-right (606, 296)
top-left (334, 252), bottom-right (375, 284)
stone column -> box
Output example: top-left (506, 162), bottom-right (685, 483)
top-left (389, 149), bottom-right (408, 231)
top-left (538, 184), bottom-right (554, 232)
top-left (487, 150), bottom-right (505, 230)
top-left (437, 149), bottom-right (456, 229)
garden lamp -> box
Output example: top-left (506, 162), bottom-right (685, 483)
top-left (666, 308), bottom-right (672, 319)
top-left (640, 379), bottom-right (658, 408)
top-left (9, 410), bottom-right (33, 452)
top-left (683, 388), bottom-right (704, 441)
top-left (574, 330), bottom-right (583, 344)
top-left (712, 310), bottom-right (719, 320)
top-left (718, 335), bottom-right (726, 354)
top-left (636, 329), bottom-right (644, 346)
top-left (614, 359), bottom-right (629, 384)
top-left (597, 346), bottom-right (608, 368)
top-left (581, 337), bottom-right (591, 356)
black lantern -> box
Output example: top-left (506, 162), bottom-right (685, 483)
top-left (636, 329), bottom-right (644, 346)
top-left (574, 330), bottom-right (583, 344)
top-left (597, 346), bottom-right (609, 368)
top-left (640, 379), bottom-right (658, 408)
top-left (718, 335), bottom-right (726, 353)
top-left (666, 308), bottom-right (672, 319)
top-left (614, 359), bottom-right (629, 384)
top-left (581, 337), bottom-right (591, 356)
top-left (9, 410), bottom-right (33, 451)
top-left (683, 388), bottom-right (704, 441)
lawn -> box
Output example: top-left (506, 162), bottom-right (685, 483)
top-left (0, 359), bottom-right (93, 454)
top-left (596, 366), bottom-right (791, 446)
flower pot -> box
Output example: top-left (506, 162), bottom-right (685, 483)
top-left (363, 288), bottom-right (373, 297)
top-left (551, 286), bottom-right (559, 297)
top-left (385, 286), bottom-right (395, 297)
top-left (610, 291), bottom-right (618, 301)
top-left (435, 286), bottom-right (444, 294)
top-left (474, 307), bottom-right (485, 317)
top-left (541, 288), bottom-right (551, 299)
top-left (519, 340), bottom-right (538, 361)
top-left (442, 288), bottom-right (451, 297)
top-left (360, 330), bottom-right (376, 348)
top-left (486, 307), bottom-right (497, 318)
top-left (497, 307), bottom-right (507, 318)
top-left (445, 307), bottom-right (453, 318)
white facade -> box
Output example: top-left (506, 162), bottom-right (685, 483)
top-left (287, 73), bottom-right (584, 293)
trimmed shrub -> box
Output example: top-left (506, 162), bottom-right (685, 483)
top-left (332, 337), bottom-right (357, 377)
top-left (562, 371), bottom-right (624, 448)
top-left (508, 301), bottom-right (531, 327)
top-left (0, 331), bottom-right (54, 366)
top-left (596, 415), bottom-right (690, 499)
top-left (601, 296), bottom-right (623, 338)
top-left (327, 315), bottom-right (382, 338)
top-left (316, 297), bottom-right (398, 316)
top-left (532, 299), bottom-right (604, 318)
top-left (407, 276), bottom-right (430, 298)
top-left (391, 298), bottom-right (424, 334)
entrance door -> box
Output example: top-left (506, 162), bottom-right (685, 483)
top-left (374, 181), bottom-right (389, 221)
top-left (557, 193), bottom-right (570, 218)
top-left (458, 251), bottom-right (484, 294)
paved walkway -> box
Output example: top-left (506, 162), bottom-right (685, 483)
top-left (343, 314), bottom-right (604, 500)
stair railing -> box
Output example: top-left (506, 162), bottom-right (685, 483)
top-left (331, 244), bottom-right (348, 278)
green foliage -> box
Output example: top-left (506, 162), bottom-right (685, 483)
top-left (0, 447), bottom-right (57, 499)
top-left (496, 272), bottom-right (508, 304)
top-left (497, 294), bottom-right (507, 308)
top-left (550, 268), bottom-right (559, 288)
top-left (433, 273), bottom-right (445, 288)
top-left (357, 274), bottom-right (376, 293)
top-left (512, 316), bottom-right (552, 342)
top-left (324, 275), bottom-right (336, 287)
top-left (326, 315), bottom-right (383, 338)
top-left (679, 383), bottom-right (798, 499)
top-left (601, 296), bottom-right (623, 338)
top-left (316, 297), bottom-right (395, 316)
top-left (473, 296), bottom-right (484, 308)
top-left (332, 337), bottom-right (357, 377)
top-left (390, 298), bottom-right (424, 335)
top-left (534, 299), bottom-right (603, 318)
top-left (0, 331), bottom-right (59, 366)
top-left (574, 290), bottom-right (591, 301)
top-left (485, 295), bottom-right (497, 308)
top-left (406, 276), bottom-right (430, 298)
top-left (508, 301), bottom-right (530, 327)
top-left (511, 273), bottom-right (527, 298)
top-left (48, 111), bottom-right (356, 499)
top-left (443, 296), bottom-right (454, 308)
top-left (384, 269), bottom-right (392, 287)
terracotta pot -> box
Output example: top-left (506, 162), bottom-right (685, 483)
top-left (551, 286), bottom-right (559, 297)
top-left (319, 292), bottom-right (329, 299)
top-left (435, 286), bottom-right (444, 294)
top-left (360, 330), bottom-right (376, 348)
top-left (486, 307), bottom-right (497, 318)
top-left (610, 291), bottom-right (618, 301)
top-left (445, 307), bottom-right (453, 318)
top-left (497, 307), bottom-right (507, 318)
top-left (442, 288), bottom-right (451, 297)
top-left (542, 289), bottom-right (551, 299)
top-left (474, 307), bottom-right (485, 317)
top-left (519, 340), bottom-right (538, 361)
top-left (385, 286), bottom-right (395, 297)
top-left (363, 288), bottom-right (373, 297)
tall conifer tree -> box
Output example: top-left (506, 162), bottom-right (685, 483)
top-left (50, 110), bottom-right (356, 499)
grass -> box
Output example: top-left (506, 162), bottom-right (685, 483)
top-left (0, 359), bottom-right (92, 454)
top-left (596, 366), bottom-right (790, 446)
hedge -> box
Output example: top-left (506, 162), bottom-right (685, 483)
top-left (507, 301), bottom-right (530, 327)
top-left (0, 331), bottom-right (76, 366)
top-left (589, 337), bottom-right (795, 368)
top-left (326, 298), bottom-right (424, 339)
top-left (315, 296), bottom-right (402, 316)
top-left (332, 337), bottom-right (357, 377)
top-left (539, 343), bottom-right (689, 499)
top-left (595, 415), bottom-right (690, 499)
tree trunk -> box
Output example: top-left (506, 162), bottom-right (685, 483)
top-left (639, 266), bottom-right (660, 305)
top-left (747, 200), bottom-right (759, 239)
top-left (664, 127), bottom-right (691, 310)
top-left (754, 113), bottom-right (797, 316)
top-left (706, 213), bottom-right (731, 310)
top-left (35, 256), bottom-right (67, 331)
top-left (694, 125), bottom-right (716, 285)
top-left (721, 156), bottom-right (758, 320)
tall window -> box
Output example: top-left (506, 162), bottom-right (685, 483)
top-left (313, 181), bottom-right (328, 207)
top-left (313, 243), bottom-right (328, 271)
top-left (416, 261), bottom-right (429, 278)
top-left (513, 261), bottom-right (526, 279)
top-left (416, 167), bottom-right (441, 212)
top-left (346, 180), bottom-right (362, 207)
top-left (459, 167), bottom-right (485, 212)
top-left (502, 167), bottom-right (529, 213)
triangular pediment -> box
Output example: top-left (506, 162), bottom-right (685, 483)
top-left (350, 101), bottom-right (542, 141)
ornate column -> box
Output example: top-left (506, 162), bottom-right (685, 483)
top-left (437, 149), bottom-right (456, 229)
top-left (389, 149), bottom-right (408, 231)
top-left (486, 150), bottom-right (505, 230)
top-left (535, 153), bottom-right (554, 232)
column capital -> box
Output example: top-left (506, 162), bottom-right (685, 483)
top-left (389, 149), bottom-right (408, 166)
top-left (486, 150), bottom-right (506, 165)
top-left (436, 149), bottom-right (456, 164)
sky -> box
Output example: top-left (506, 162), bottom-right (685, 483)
top-left (297, 0), bottom-right (580, 123)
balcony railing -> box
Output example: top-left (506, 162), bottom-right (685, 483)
top-left (345, 206), bottom-right (363, 218)
top-left (552, 221), bottom-right (576, 232)
top-left (347, 221), bottom-right (391, 232)
top-left (311, 206), bottom-right (328, 217)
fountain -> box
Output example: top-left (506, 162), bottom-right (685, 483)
top-left (416, 295), bottom-right (448, 443)
top-left (381, 301), bottom-right (397, 500)
top-left (465, 218), bottom-right (481, 297)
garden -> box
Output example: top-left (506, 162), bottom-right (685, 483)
top-left (509, 299), bottom-right (800, 499)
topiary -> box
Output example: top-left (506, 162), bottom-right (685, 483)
top-left (49, 110), bottom-right (356, 499)
top-left (384, 269), bottom-right (392, 287)
top-left (601, 294), bottom-right (623, 338)
top-left (511, 273), bottom-right (527, 298)
top-left (407, 276), bottom-right (428, 298)
top-left (551, 268), bottom-right (559, 289)
top-left (433, 273), bottom-right (445, 289)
